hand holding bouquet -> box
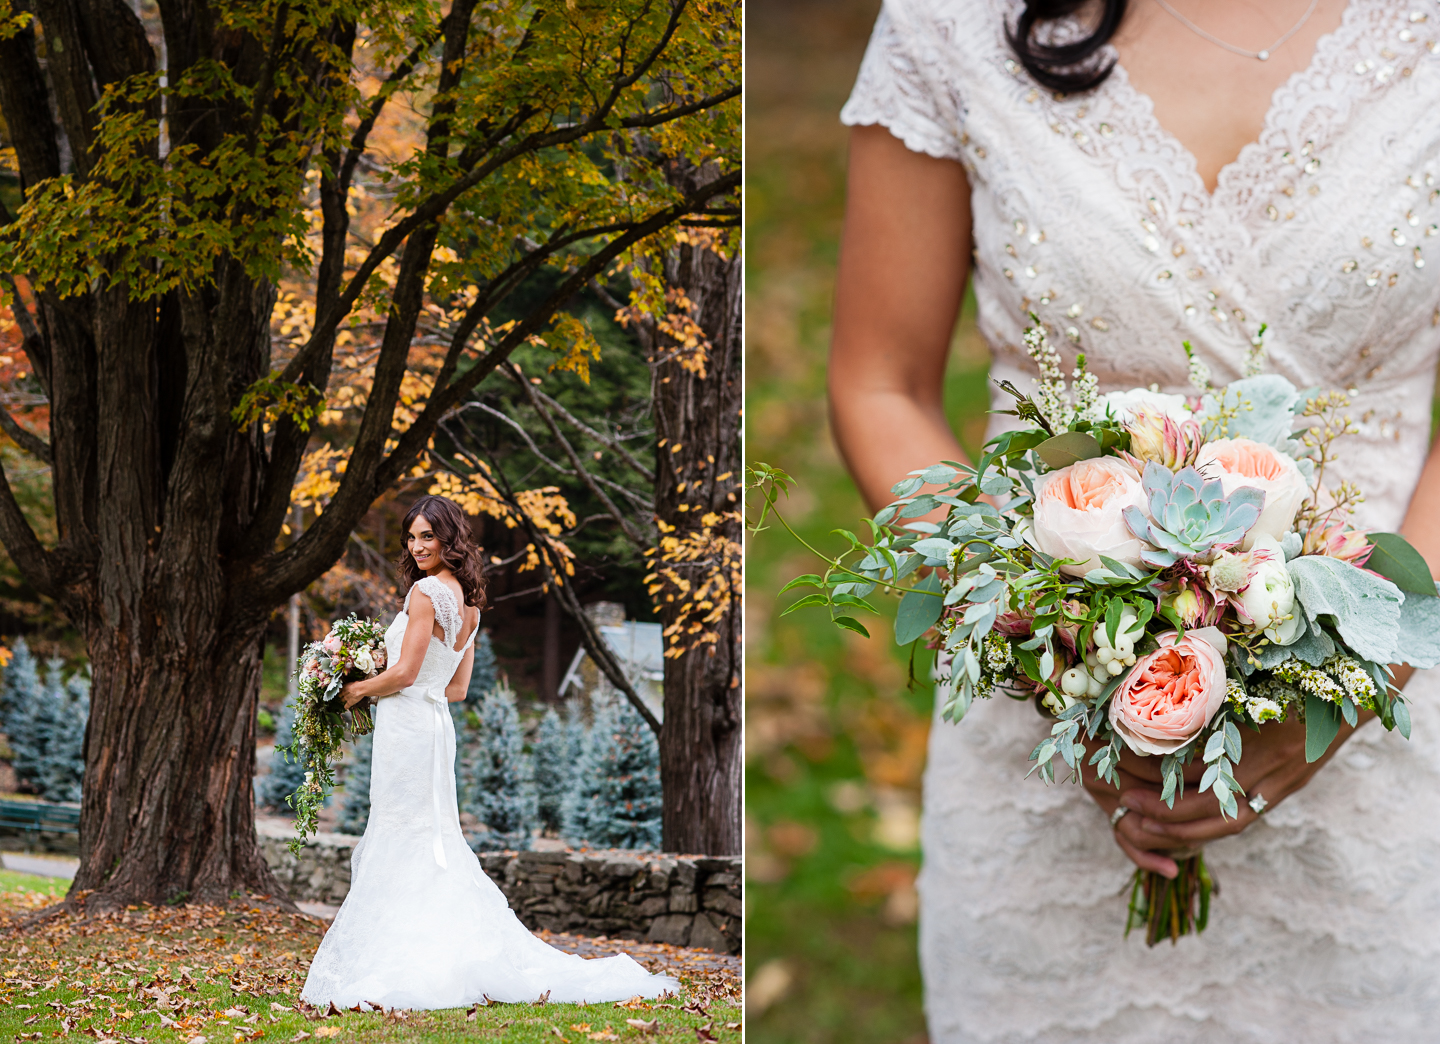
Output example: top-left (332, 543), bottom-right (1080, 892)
top-left (281, 614), bottom-right (388, 852)
top-left (752, 322), bottom-right (1440, 944)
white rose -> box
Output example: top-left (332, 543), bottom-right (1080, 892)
top-left (1194, 437), bottom-right (1308, 550)
top-left (1031, 457), bottom-right (1153, 577)
top-left (1097, 389), bottom-right (1193, 425)
top-left (1235, 538), bottom-right (1301, 644)
top-left (354, 645), bottom-right (375, 674)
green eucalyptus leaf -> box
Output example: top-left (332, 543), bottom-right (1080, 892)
top-left (1395, 697), bottom-right (1413, 739)
top-left (895, 570), bottom-right (946, 645)
top-left (1304, 694), bottom-right (1342, 763)
top-left (1034, 431), bottom-right (1102, 470)
top-left (1366, 532), bottom-right (1436, 596)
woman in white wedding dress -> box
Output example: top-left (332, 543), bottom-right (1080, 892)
top-left (301, 495), bottom-right (678, 1009)
top-left (830, 0), bottom-right (1440, 1041)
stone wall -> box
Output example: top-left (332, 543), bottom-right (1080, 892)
top-left (255, 821), bottom-right (741, 954)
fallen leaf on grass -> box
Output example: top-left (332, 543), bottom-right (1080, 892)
top-left (313, 1028), bottom-right (341, 1039)
top-left (694, 1023), bottom-right (718, 1043)
top-left (625, 1019), bottom-right (658, 1035)
top-left (187, 1037), bottom-right (208, 1044)
top-left (725, 1024), bottom-right (741, 1031)
top-left (588, 1033), bottom-right (620, 1041)
top-left (571, 1024), bottom-right (592, 1033)
top-left (269, 1003), bottom-right (290, 1013)
top-left (290, 1034), bottom-right (310, 1042)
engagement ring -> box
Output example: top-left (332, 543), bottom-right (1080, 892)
top-left (1110, 805), bottom-right (1130, 828)
top-left (1248, 793), bottom-right (1269, 815)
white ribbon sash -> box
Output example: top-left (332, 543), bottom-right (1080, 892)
top-left (407, 684), bottom-right (450, 869)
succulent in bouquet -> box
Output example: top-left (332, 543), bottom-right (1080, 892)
top-left (281, 614), bottom-right (388, 852)
top-left (750, 321), bottom-right (1440, 945)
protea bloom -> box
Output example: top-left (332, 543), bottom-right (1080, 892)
top-left (1120, 409), bottom-right (1206, 471)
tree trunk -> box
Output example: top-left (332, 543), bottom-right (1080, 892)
top-left (649, 202), bottom-right (743, 856)
top-left (77, 612), bottom-right (283, 909)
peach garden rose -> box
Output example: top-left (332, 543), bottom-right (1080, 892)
top-left (1031, 456), bottom-right (1152, 577)
top-left (1108, 629), bottom-right (1228, 756)
top-left (1194, 437), bottom-right (1307, 549)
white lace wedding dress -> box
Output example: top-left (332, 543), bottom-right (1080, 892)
top-left (301, 576), bottom-right (678, 1009)
top-left (843, 1), bottom-right (1440, 1040)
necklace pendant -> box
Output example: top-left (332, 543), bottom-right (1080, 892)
top-left (1257, 49), bottom-right (1270, 60)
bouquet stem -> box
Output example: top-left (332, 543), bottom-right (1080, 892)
top-left (1125, 849), bottom-right (1213, 946)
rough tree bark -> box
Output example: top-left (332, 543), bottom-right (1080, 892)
top-left (0, 0), bottom-right (738, 910)
top-left (643, 169), bottom-right (742, 856)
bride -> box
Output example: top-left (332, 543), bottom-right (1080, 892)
top-left (301, 494), bottom-right (678, 1008)
top-left (832, 0), bottom-right (1440, 1040)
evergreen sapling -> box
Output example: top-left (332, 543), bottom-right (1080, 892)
top-left (533, 706), bottom-right (571, 835)
top-left (338, 731), bottom-right (373, 835)
top-left (464, 683), bottom-right (537, 851)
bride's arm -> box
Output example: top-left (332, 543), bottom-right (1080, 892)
top-left (340, 595), bottom-right (437, 707)
top-left (1103, 433), bottom-right (1440, 874)
top-left (829, 125), bottom-right (974, 511)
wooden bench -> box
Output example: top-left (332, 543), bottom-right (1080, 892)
top-left (0, 798), bottom-right (81, 839)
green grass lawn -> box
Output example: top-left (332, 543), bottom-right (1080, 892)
top-left (0, 873), bottom-right (738, 1043)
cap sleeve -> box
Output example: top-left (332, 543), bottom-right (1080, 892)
top-left (840, 1), bottom-right (967, 162)
top-left (405, 576), bottom-right (463, 648)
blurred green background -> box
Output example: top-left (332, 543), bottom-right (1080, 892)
top-left (745, 3), bottom-right (991, 1041)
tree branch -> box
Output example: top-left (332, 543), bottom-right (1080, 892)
top-left (0, 461), bottom-right (56, 598)
top-left (505, 362), bottom-right (646, 546)
top-left (0, 408), bottom-right (52, 464)
top-left (485, 451), bottom-right (661, 736)
top-left (514, 371), bottom-right (655, 482)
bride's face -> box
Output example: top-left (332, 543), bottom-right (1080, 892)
top-left (407, 515), bottom-right (444, 574)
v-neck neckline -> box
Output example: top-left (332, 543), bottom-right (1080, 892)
top-left (1100, 0), bottom-right (1364, 209)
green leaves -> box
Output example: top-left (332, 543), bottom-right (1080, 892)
top-left (1034, 431), bottom-right (1101, 470)
top-left (895, 570), bottom-right (944, 645)
top-left (1304, 693), bottom-right (1343, 763)
top-left (1288, 554), bottom-right (1404, 664)
top-left (1364, 532), bottom-right (1436, 597)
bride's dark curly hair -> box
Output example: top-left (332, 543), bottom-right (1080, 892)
top-left (398, 495), bottom-right (488, 610)
top-left (1009, 0), bottom-right (1129, 92)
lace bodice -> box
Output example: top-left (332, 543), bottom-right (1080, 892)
top-left (843, 0), bottom-right (1440, 530)
top-left (389, 576), bottom-right (476, 690)
top-left (843, 3), bottom-right (1440, 1041)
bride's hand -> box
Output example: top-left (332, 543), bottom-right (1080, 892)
top-left (341, 683), bottom-right (367, 709)
top-left (1084, 711), bottom-right (1373, 877)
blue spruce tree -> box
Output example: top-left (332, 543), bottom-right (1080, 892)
top-left (256, 700), bottom-right (324, 813)
top-left (1, 638), bottom-right (44, 776)
top-left (532, 706), bottom-right (570, 835)
top-left (464, 629), bottom-right (498, 704)
top-left (338, 731), bottom-right (373, 835)
top-left (2, 645), bottom-right (89, 803)
top-left (464, 683), bottom-right (537, 851)
top-left (563, 695), bottom-right (663, 850)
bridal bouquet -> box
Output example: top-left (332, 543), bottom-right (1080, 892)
top-left (281, 614), bottom-right (387, 852)
top-left (753, 321), bottom-right (1440, 944)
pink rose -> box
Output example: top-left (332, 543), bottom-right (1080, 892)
top-left (1031, 457), bottom-right (1152, 577)
top-left (1194, 438), bottom-right (1307, 549)
top-left (1108, 629), bottom-right (1227, 756)
top-left (322, 632), bottom-right (343, 654)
